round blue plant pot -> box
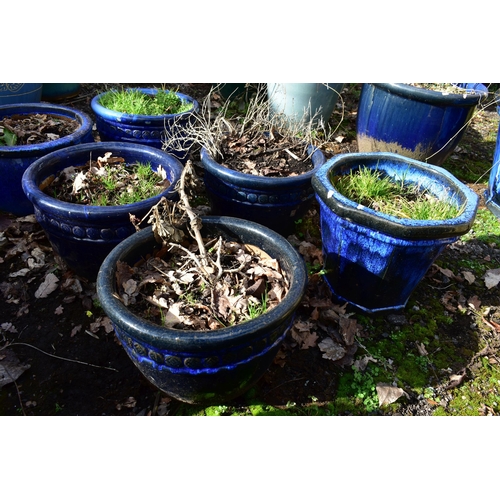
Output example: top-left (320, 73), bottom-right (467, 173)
top-left (485, 91), bottom-right (500, 218)
top-left (91, 88), bottom-right (199, 163)
top-left (356, 83), bottom-right (488, 166)
top-left (312, 152), bottom-right (479, 313)
top-left (0, 103), bottom-right (94, 216)
top-left (0, 83), bottom-right (43, 105)
top-left (201, 144), bottom-right (326, 236)
top-left (22, 141), bottom-right (183, 281)
top-left (42, 83), bottom-right (81, 102)
top-left (96, 216), bottom-right (308, 404)
top-left (267, 83), bottom-right (345, 126)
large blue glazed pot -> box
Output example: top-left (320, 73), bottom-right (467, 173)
top-left (200, 145), bottom-right (326, 236)
top-left (91, 88), bottom-right (199, 162)
top-left (485, 91), bottom-right (500, 218)
top-left (312, 152), bottom-right (479, 313)
top-left (96, 216), bottom-right (308, 404)
top-left (267, 83), bottom-right (345, 126)
top-left (356, 83), bottom-right (488, 166)
top-left (0, 83), bottom-right (43, 105)
top-left (22, 142), bottom-right (183, 281)
top-left (0, 103), bottom-right (94, 216)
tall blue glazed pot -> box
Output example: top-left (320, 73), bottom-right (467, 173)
top-left (96, 216), bottom-right (308, 404)
top-left (312, 152), bottom-right (479, 313)
top-left (22, 142), bottom-right (183, 280)
top-left (91, 88), bottom-right (199, 163)
top-left (200, 145), bottom-right (325, 236)
top-left (0, 103), bottom-right (94, 216)
top-left (356, 83), bottom-right (488, 166)
top-left (485, 91), bottom-right (500, 218)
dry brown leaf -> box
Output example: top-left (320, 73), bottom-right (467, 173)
top-left (468, 295), bottom-right (481, 310)
top-left (35, 273), bottom-right (59, 298)
top-left (0, 350), bottom-right (30, 388)
top-left (339, 316), bottom-right (357, 346)
top-left (318, 337), bottom-right (346, 361)
top-left (462, 271), bottom-right (475, 284)
top-left (484, 269), bottom-right (500, 289)
top-left (376, 383), bottom-right (407, 406)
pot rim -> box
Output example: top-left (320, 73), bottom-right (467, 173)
top-left (369, 83), bottom-right (488, 106)
top-left (312, 152), bottom-right (479, 239)
top-left (21, 141), bottom-right (183, 220)
top-left (200, 144), bottom-right (325, 189)
top-left (96, 216), bottom-right (308, 351)
top-left (0, 102), bottom-right (93, 155)
top-left (90, 88), bottom-right (199, 123)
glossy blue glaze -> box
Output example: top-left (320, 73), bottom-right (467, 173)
top-left (485, 92), bottom-right (500, 218)
top-left (312, 152), bottom-right (479, 313)
top-left (201, 144), bottom-right (326, 236)
top-left (0, 83), bottom-right (42, 105)
top-left (91, 88), bottom-right (199, 162)
top-left (96, 216), bottom-right (308, 404)
top-left (22, 142), bottom-right (183, 280)
top-left (0, 103), bottom-right (94, 215)
top-left (356, 83), bottom-right (488, 166)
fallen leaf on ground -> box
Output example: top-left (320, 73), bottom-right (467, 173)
top-left (446, 369), bottom-right (466, 390)
top-left (318, 337), bottom-right (346, 361)
top-left (1, 322), bottom-right (18, 333)
top-left (376, 383), bottom-right (408, 406)
top-left (462, 271), bottom-right (475, 284)
top-left (484, 269), bottom-right (500, 289)
top-left (34, 273), bottom-right (59, 298)
top-left (0, 350), bottom-right (30, 388)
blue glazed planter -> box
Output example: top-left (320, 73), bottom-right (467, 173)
top-left (96, 216), bottom-right (308, 404)
top-left (22, 142), bottom-right (183, 280)
top-left (42, 83), bottom-right (81, 102)
top-left (485, 92), bottom-right (500, 218)
top-left (0, 103), bottom-right (94, 216)
top-left (356, 83), bottom-right (488, 166)
top-left (312, 152), bottom-right (479, 313)
top-left (201, 144), bottom-right (326, 236)
top-left (267, 83), bottom-right (345, 126)
top-left (0, 83), bottom-right (43, 105)
top-left (91, 88), bottom-right (199, 162)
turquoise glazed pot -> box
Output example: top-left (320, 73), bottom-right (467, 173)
top-left (0, 103), bottom-right (94, 216)
top-left (22, 142), bottom-right (183, 280)
top-left (0, 83), bottom-right (43, 105)
top-left (201, 144), bottom-right (325, 236)
top-left (42, 83), bottom-right (81, 102)
top-left (91, 88), bottom-right (199, 162)
top-left (485, 91), bottom-right (500, 218)
top-left (267, 83), bottom-right (345, 126)
top-left (312, 152), bottom-right (479, 313)
top-left (96, 216), bottom-right (308, 404)
top-left (356, 83), bottom-right (488, 166)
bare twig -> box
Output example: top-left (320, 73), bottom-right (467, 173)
top-left (1, 342), bottom-right (119, 372)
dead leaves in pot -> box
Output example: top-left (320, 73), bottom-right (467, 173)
top-left (115, 238), bottom-right (290, 331)
top-left (42, 153), bottom-right (170, 207)
top-left (0, 114), bottom-right (78, 146)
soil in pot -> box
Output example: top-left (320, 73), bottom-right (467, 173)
top-left (0, 113), bottom-right (79, 146)
top-left (41, 152), bottom-right (171, 207)
top-left (218, 128), bottom-right (314, 177)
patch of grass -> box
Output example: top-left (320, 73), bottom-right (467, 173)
top-left (333, 167), bottom-right (464, 220)
top-left (461, 207), bottom-right (500, 245)
top-left (99, 88), bottom-right (193, 116)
